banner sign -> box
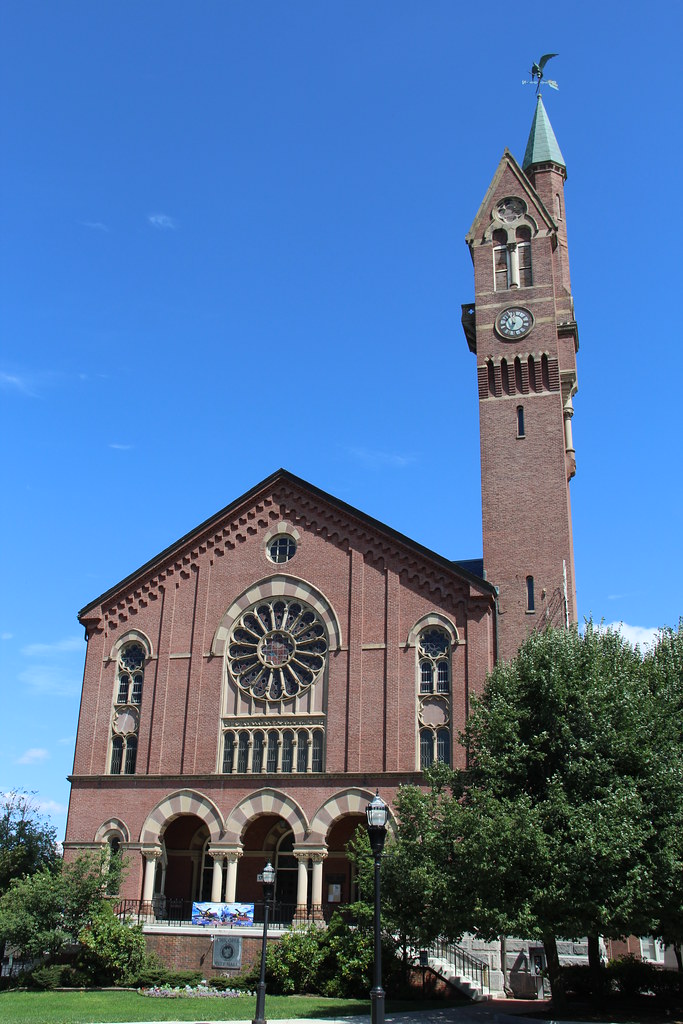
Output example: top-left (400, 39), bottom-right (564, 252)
top-left (192, 902), bottom-right (255, 927)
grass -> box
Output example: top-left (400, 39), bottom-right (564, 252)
top-left (0, 990), bottom-right (460, 1024)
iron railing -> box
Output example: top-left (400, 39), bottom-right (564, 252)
top-left (426, 938), bottom-right (489, 995)
top-left (114, 897), bottom-right (345, 928)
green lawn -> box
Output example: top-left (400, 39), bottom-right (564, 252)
top-left (0, 990), bottom-right (378, 1024)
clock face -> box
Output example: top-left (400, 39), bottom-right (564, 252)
top-left (496, 306), bottom-right (534, 340)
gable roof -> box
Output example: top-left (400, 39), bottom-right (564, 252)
top-left (465, 148), bottom-right (556, 246)
top-left (78, 469), bottom-right (496, 620)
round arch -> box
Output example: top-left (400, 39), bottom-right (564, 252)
top-left (211, 575), bottom-right (343, 655)
top-left (95, 817), bottom-right (130, 844)
top-left (406, 613), bottom-right (459, 649)
top-left (308, 787), bottom-right (395, 844)
top-left (225, 788), bottom-right (309, 844)
top-left (139, 789), bottom-right (224, 845)
top-left (108, 629), bottom-right (153, 662)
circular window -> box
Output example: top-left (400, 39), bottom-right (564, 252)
top-left (227, 598), bottom-right (327, 701)
top-left (268, 536), bottom-right (296, 563)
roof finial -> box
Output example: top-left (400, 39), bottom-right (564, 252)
top-left (522, 53), bottom-right (559, 94)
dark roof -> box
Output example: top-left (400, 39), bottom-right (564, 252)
top-left (79, 468), bottom-right (495, 618)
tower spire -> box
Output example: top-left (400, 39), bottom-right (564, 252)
top-left (522, 94), bottom-right (566, 175)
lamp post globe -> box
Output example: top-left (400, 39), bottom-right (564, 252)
top-left (252, 861), bottom-right (276, 1024)
top-left (365, 790), bottom-right (388, 1024)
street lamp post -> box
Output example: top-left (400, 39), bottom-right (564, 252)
top-left (366, 790), bottom-right (389, 1024)
top-left (252, 861), bottom-right (276, 1024)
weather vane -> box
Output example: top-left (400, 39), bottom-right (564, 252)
top-left (522, 53), bottom-right (559, 93)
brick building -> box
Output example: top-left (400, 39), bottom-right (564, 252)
top-left (64, 97), bottom-right (579, 946)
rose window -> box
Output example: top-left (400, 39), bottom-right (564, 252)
top-left (227, 599), bottom-right (328, 701)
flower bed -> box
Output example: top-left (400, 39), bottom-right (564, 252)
top-left (139, 980), bottom-right (254, 999)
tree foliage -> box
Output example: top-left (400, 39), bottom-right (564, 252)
top-left (375, 622), bottom-right (683, 1001)
top-left (0, 791), bottom-right (59, 894)
top-left (0, 851), bottom-right (122, 963)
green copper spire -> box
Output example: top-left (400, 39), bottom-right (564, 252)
top-left (522, 94), bottom-right (566, 172)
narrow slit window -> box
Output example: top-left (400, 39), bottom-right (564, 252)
top-left (517, 405), bottom-right (525, 437)
top-left (526, 575), bottom-right (535, 612)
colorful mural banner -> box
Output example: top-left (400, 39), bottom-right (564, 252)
top-left (192, 902), bottom-right (255, 927)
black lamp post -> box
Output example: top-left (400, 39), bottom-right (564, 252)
top-left (366, 790), bottom-right (389, 1024)
top-left (252, 860), bottom-right (276, 1024)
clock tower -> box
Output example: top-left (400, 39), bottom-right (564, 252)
top-left (462, 95), bottom-right (579, 661)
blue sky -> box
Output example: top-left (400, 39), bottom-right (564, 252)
top-left (1, 1), bottom-right (681, 843)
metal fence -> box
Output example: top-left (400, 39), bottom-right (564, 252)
top-left (114, 897), bottom-right (346, 929)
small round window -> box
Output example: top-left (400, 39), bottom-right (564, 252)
top-left (268, 536), bottom-right (296, 563)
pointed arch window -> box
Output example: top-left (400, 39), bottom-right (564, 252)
top-left (237, 732), bottom-right (249, 773)
top-left (222, 731), bottom-right (235, 773)
top-left (252, 730), bottom-right (264, 773)
top-left (281, 731), bottom-right (294, 773)
top-left (493, 229), bottom-right (510, 290)
top-left (311, 730), bottom-right (323, 772)
top-left (516, 226), bottom-right (532, 287)
top-left (110, 640), bottom-right (146, 775)
top-left (420, 729), bottom-right (434, 769)
top-left (297, 730), bottom-right (309, 772)
top-left (266, 731), bottom-right (279, 773)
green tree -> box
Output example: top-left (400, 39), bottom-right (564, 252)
top-left (79, 901), bottom-right (150, 984)
top-left (643, 623), bottom-right (683, 974)
top-left (0, 851), bottom-right (122, 963)
top-left (459, 623), bottom-right (658, 998)
top-left (0, 791), bottom-right (59, 894)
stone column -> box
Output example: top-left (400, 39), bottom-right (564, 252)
top-left (293, 852), bottom-right (310, 917)
top-left (141, 846), bottom-right (162, 903)
top-left (310, 850), bottom-right (327, 919)
top-left (209, 850), bottom-right (225, 902)
top-left (225, 849), bottom-right (243, 903)
top-left (509, 242), bottom-right (519, 288)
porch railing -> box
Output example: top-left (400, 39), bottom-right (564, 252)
top-left (114, 897), bottom-right (346, 928)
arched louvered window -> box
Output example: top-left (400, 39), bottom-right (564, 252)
top-left (311, 730), bottom-right (323, 772)
top-left (436, 729), bottom-right (451, 765)
top-left (282, 731), bottom-right (294, 773)
top-left (222, 731), bottom-right (235, 773)
top-left (252, 731), bottom-right (264, 773)
top-left (237, 732), bottom-right (249, 773)
top-left (266, 731), bottom-right (279, 773)
top-left (297, 730), bottom-right (309, 772)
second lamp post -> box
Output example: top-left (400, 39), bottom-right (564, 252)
top-left (365, 790), bottom-right (389, 1024)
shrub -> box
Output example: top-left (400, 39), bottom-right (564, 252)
top-left (79, 902), bottom-right (153, 985)
top-left (28, 964), bottom-right (66, 990)
top-left (607, 954), bottom-right (658, 996)
top-left (265, 925), bottom-right (326, 994)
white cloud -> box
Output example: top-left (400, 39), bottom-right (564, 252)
top-left (36, 798), bottom-right (68, 816)
top-left (343, 445), bottom-right (416, 469)
top-left (81, 221), bottom-right (108, 232)
top-left (148, 213), bottom-right (176, 229)
top-left (0, 372), bottom-right (35, 396)
top-left (108, 442), bottom-right (133, 450)
top-left (19, 636), bottom-right (84, 697)
top-left (22, 637), bottom-right (83, 657)
top-left (16, 747), bottom-right (50, 765)
top-left (604, 622), bottom-right (661, 653)
top-left (1, 632), bottom-right (12, 640)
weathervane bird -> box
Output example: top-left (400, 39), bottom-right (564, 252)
top-left (522, 53), bottom-right (559, 93)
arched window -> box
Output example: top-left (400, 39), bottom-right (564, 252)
top-left (110, 736), bottom-right (123, 775)
top-left (514, 356), bottom-right (524, 394)
top-left (528, 355), bottom-right (538, 393)
top-left (297, 730), bottom-right (309, 772)
top-left (526, 575), bottom-right (535, 612)
top-left (266, 731), bottom-right (279, 773)
top-left (493, 229), bottom-right (510, 290)
top-left (420, 662), bottom-right (433, 693)
top-left (516, 226), bottom-right (532, 287)
top-left (110, 640), bottom-right (146, 775)
top-left (222, 731), bottom-right (235, 773)
top-left (252, 731), bottom-right (264, 773)
top-left (437, 661), bottom-right (449, 693)
top-left (124, 735), bottom-right (137, 774)
top-left (487, 359), bottom-right (495, 397)
top-left (437, 729), bottom-right (451, 765)
top-left (517, 405), bottom-right (525, 437)
top-left (420, 729), bottom-right (434, 769)
top-left (281, 731), bottom-right (294, 773)
top-left (541, 353), bottom-right (550, 391)
top-left (237, 732), bottom-right (249, 773)
top-left (501, 358), bottom-right (511, 395)
top-left (311, 730), bottom-right (323, 772)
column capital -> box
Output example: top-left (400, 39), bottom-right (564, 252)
top-left (293, 845), bottom-right (327, 862)
top-left (141, 845), bottom-right (162, 861)
top-left (209, 843), bottom-right (243, 860)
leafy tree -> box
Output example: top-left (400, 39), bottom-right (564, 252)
top-left (643, 623), bottom-right (683, 974)
top-left (459, 623), bottom-right (658, 998)
top-left (0, 851), bottom-right (122, 963)
top-left (0, 791), bottom-right (59, 894)
top-left (79, 901), bottom-right (150, 984)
